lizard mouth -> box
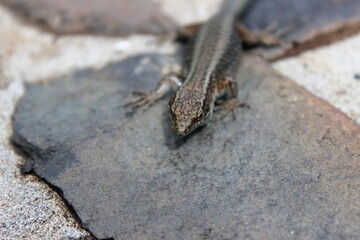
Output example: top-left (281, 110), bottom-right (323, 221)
top-left (171, 117), bottom-right (199, 136)
top-left (170, 111), bottom-right (211, 136)
top-left (172, 122), bottom-right (194, 136)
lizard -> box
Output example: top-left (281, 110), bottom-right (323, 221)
top-left (126, 0), bottom-right (283, 136)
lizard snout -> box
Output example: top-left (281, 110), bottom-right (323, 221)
top-left (172, 119), bottom-right (194, 136)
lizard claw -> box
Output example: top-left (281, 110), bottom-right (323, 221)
top-left (216, 99), bottom-right (247, 120)
top-left (124, 91), bottom-right (160, 110)
top-left (132, 91), bottom-right (149, 96)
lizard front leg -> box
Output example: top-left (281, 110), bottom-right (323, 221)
top-left (215, 76), bottom-right (247, 119)
top-left (125, 72), bottom-right (183, 109)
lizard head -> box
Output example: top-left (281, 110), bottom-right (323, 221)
top-left (169, 88), bottom-right (212, 136)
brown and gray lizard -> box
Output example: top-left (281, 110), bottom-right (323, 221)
top-left (126, 0), bottom-right (283, 136)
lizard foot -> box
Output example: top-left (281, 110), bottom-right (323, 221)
top-left (215, 99), bottom-right (247, 120)
top-left (124, 91), bottom-right (161, 110)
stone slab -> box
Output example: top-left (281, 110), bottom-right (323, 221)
top-left (243, 0), bottom-right (360, 60)
top-left (12, 54), bottom-right (360, 239)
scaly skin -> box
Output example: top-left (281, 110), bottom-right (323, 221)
top-left (126, 0), bottom-right (252, 136)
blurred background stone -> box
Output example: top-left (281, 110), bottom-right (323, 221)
top-left (0, 0), bottom-right (178, 36)
top-left (1, 0), bottom-right (360, 61)
top-left (244, 0), bottom-right (360, 60)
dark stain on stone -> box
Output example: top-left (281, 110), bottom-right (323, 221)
top-left (199, 228), bottom-right (212, 240)
top-left (12, 134), bottom-right (98, 240)
top-left (12, 53), bottom-right (360, 239)
top-left (354, 73), bottom-right (360, 81)
top-left (12, 132), bottom-right (77, 180)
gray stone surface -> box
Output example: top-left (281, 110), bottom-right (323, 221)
top-left (13, 54), bottom-right (360, 239)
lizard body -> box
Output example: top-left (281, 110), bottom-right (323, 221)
top-left (127, 0), bottom-right (252, 136)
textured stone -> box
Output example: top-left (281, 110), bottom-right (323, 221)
top-left (13, 54), bottom-right (360, 239)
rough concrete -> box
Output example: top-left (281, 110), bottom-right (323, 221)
top-left (274, 33), bottom-right (360, 124)
top-left (13, 55), bottom-right (360, 239)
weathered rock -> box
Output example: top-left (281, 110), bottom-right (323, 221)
top-left (244, 0), bottom-right (360, 60)
top-left (0, 0), bottom-right (177, 36)
top-left (13, 54), bottom-right (360, 239)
